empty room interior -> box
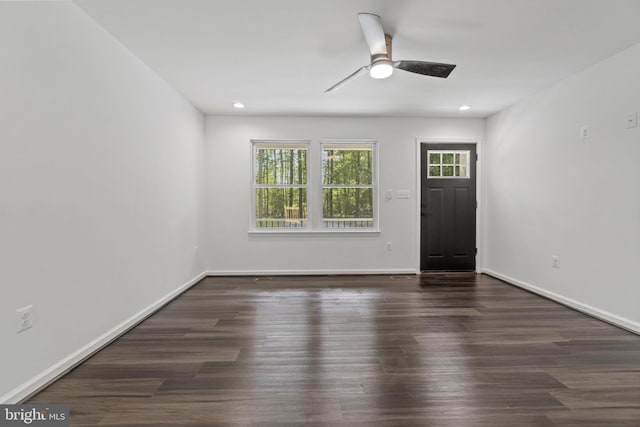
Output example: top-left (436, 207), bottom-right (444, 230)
top-left (1, 0), bottom-right (640, 425)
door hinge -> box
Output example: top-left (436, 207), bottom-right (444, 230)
top-left (475, 200), bottom-right (478, 209)
top-left (475, 248), bottom-right (478, 255)
top-left (475, 153), bottom-right (478, 161)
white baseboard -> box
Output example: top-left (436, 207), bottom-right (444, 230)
top-left (482, 268), bottom-right (640, 335)
top-left (206, 268), bottom-right (417, 276)
top-left (1, 272), bottom-right (207, 404)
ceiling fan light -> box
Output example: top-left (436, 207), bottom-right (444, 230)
top-left (370, 61), bottom-right (393, 79)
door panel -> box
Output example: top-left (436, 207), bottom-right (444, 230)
top-left (453, 187), bottom-right (470, 256)
top-left (426, 188), bottom-right (444, 258)
top-left (420, 143), bottom-right (476, 271)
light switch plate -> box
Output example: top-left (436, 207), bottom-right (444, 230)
top-left (395, 190), bottom-right (410, 199)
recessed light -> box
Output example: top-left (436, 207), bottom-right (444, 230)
top-left (233, 102), bottom-right (245, 109)
top-left (459, 105), bottom-right (471, 111)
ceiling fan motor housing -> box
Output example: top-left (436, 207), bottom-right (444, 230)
top-left (384, 34), bottom-right (392, 59)
top-left (368, 34), bottom-right (393, 79)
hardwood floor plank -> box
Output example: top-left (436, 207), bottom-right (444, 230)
top-left (64, 362), bottom-right (204, 380)
top-left (29, 379), bottom-right (164, 399)
top-left (547, 408), bottom-right (640, 426)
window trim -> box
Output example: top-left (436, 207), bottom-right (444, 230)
top-left (320, 139), bottom-right (379, 231)
top-left (250, 139), bottom-right (310, 231)
top-left (249, 139), bottom-right (379, 234)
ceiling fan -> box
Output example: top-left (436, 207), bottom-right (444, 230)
top-left (325, 13), bottom-right (456, 93)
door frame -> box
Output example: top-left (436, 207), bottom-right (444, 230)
top-left (415, 138), bottom-right (482, 273)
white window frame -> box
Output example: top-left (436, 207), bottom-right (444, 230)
top-left (427, 149), bottom-right (471, 179)
top-left (319, 139), bottom-right (378, 231)
top-left (250, 140), bottom-right (310, 231)
top-left (249, 139), bottom-right (379, 235)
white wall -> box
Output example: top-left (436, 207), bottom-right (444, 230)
top-left (205, 115), bottom-right (484, 274)
top-left (485, 42), bottom-right (640, 332)
top-left (0, 2), bottom-right (205, 402)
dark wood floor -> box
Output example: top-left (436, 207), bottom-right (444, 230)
top-left (29, 274), bottom-right (640, 426)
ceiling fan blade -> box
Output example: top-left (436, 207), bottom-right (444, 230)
top-left (357, 13), bottom-right (387, 56)
top-left (324, 65), bottom-right (369, 93)
top-left (395, 60), bottom-right (456, 78)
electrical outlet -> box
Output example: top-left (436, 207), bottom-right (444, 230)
top-left (626, 112), bottom-right (638, 129)
top-left (580, 125), bottom-right (590, 139)
top-left (552, 255), bottom-right (560, 269)
top-left (17, 305), bottom-right (34, 333)
top-left (386, 242), bottom-right (392, 251)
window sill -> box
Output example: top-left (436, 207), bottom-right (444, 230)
top-left (248, 229), bottom-right (381, 237)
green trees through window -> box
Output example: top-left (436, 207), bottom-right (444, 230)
top-left (254, 144), bottom-right (307, 228)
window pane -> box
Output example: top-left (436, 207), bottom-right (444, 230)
top-left (255, 147), bottom-right (307, 185)
top-left (322, 188), bottom-right (373, 228)
top-left (442, 153), bottom-right (454, 164)
top-left (322, 145), bottom-right (373, 185)
top-left (429, 152), bottom-right (441, 164)
top-left (429, 150), bottom-right (470, 178)
top-left (255, 188), bottom-right (307, 228)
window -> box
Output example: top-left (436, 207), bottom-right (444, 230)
top-left (322, 142), bottom-right (375, 228)
top-left (428, 150), bottom-right (470, 178)
top-left (251, 139), bottom-right (377, 232)
top-left (252, 141), bottom-right (308, 228)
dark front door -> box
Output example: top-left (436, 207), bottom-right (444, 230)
top-left (420, 143), bottom-right (476, 271)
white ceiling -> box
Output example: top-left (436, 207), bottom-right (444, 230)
top-left (75, 0), bottom-right (640, 118)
